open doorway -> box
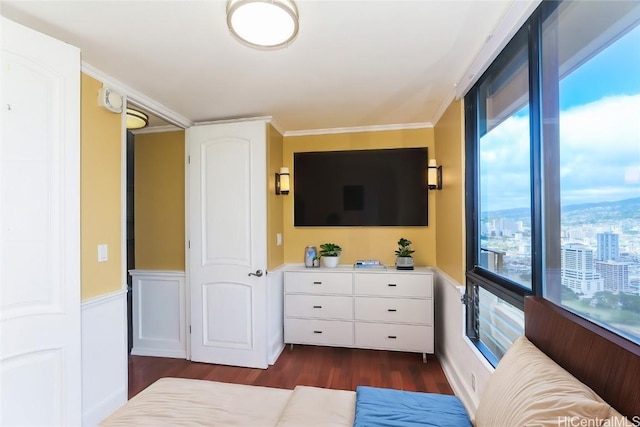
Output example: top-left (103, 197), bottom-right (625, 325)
top-left (124, 104), bottom-right (183, 354)
top-left (124, 103), bottom-right (187, 360)
top-left (126, 130), bottom-right (135, 352)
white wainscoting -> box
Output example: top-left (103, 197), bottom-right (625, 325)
top-left (266, 267), bottom-right (285, 365)
top-left (130, 270), bottom-right (186, 359)
top-left (81, 290), bottom-right (128, 426)
top-left (433, 269), bottom-right (493, 419)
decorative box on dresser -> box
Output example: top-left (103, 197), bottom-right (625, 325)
top-left (284, 266), bottom-right (434, 362)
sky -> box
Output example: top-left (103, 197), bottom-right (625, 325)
top-left (480, 23), bottom-right (640, 212)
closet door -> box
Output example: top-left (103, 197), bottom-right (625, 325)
top-left (1, 18), bottom-right (81, 426)
top-left (187, 120), bottom-right (268, 369)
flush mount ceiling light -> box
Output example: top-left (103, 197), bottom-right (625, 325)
top-left (126, 108), bottom-right (149, 130)
top-left (227, 0), bottom-right (299, 49)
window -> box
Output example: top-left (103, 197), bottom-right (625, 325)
top-left (542, 0), bottom-right (640, 345)
top-left (478, 29), bottom-right (532, 290)
top-left (465, 0), bottom-right (640, 364)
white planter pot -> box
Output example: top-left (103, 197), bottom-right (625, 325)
top-left (322, 256), bottom-right (340, 268)
top-left (396, 256), bottom-right (414, 270)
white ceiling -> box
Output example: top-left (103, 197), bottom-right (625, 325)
top-left (1, 0), bottom-right (515, 133)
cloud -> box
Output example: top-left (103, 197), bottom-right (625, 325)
top-left (479, 93), bottom-right (640, 211)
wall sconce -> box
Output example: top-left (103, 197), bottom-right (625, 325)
top-left (428, 159), bottom-right (442, 190)
top-left (275, 167), bottom-right (290, 195)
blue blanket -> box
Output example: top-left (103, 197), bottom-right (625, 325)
top-left (353, 386), bottom-right (472, 427)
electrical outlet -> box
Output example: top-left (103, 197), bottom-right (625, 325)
top-left (471, 373), bottom-right (477, 392)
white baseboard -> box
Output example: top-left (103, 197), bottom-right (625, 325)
top-left (266, 268), bottom-right (285, 365)
top-left (130, 348), bottom-right (187, 359)
top-left (433, 269), bottom-right (493, 420)
top-left (81, 290), bottom-right (128, 426)
top-left (82, 388), bottom-right (126, 427)
top-left (268, 341), bottom-right (285, 366)
top-left (439, 352), bottom-right (475, 418)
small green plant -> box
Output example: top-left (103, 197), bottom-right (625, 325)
top-left (319, 243), bottom-right (342, 257)
top-left (395, 238), bottom-right (415, 257)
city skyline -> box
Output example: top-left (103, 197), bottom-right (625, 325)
top-left (480, 24), bottom-right (640, 212)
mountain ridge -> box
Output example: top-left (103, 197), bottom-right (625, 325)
top-left (482, 197), bottom-right (640, 220)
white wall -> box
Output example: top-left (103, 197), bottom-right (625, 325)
top-left (434, 269), bottom-right (493, 419)
top-left (129, 270), bottom-right (187, 358)
top-left (267, 267), bottom-right (285, 365)
top-left (81, 290), bottom-right (128, 426)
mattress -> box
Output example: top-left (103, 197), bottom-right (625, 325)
top-left (101, 378), bottom-right (357, 427)
top-left (275, 385), bottom-right (355, 427)
top-left (100, 378), bottom-right (293, 426)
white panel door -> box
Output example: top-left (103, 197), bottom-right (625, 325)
top-left (0, 17), bottom-right (81, 426)
top-left (188, 120), bottom-right (268, 369)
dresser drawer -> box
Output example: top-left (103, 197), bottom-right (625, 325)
top-left (354, 273), bottom-right (432, 298)
top-left (285, 272), bottom-right (353, 295)
top-left (355, 322), bottom-right (433, 353)
top-left (286, 295), bottom-right (353, 320)
top-left (354, 297), bottom-right (432, 325)
top-left (285, 318), bottom-right (353, 347)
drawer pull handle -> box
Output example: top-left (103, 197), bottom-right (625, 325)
top-left (313, 305), bottom-right (322, 309)
top-left (388, 309), bottom-right (397, 312)
top-left (388, 335), bottom-right (397, 339)
top-left (313, 330), bottom-right (323, 334)
top-left (388, 283), bottom-right (397, 287)
top-left (313, 281), bottom-right (322, 285)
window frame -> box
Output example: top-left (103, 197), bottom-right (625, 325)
top-left (466, 0), bottom-right (640, 363)
top-left (464, 0), bottom-right (597, 364)
top-left (464, 21), bottom-right (542, 359)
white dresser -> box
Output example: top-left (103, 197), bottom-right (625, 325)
top-left (284, 266), bottom-right (434, 361)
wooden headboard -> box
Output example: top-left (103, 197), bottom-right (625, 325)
top-left (525, 296), bottom-right (640, 420)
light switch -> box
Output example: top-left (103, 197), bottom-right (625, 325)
top-left (98, 244), bottom-right (108, 262)
top-left (276, 233), bottom-right (283, 246)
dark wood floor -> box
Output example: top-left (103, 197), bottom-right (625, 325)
top-left (129, 345), bottom-right (453, 399)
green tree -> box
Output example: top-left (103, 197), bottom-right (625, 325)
top-left (561, 285), bottom-right (579, 301)
top-left (592, 291), bottom-right (619, 310)
top-left (619, 293), bottom-right (640, 312)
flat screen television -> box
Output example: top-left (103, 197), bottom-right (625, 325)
top-left (293, 147), bottom-right (428, 227)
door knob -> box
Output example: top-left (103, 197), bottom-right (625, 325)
top-left (248, 269), bottom-right (263, 277)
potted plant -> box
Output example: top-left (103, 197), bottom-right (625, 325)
top-left (395, 238), bottom-right (415, 270)
top-left (319, 243), bottom-right (342, 268)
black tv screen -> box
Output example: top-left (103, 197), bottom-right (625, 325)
top-left (293, 147), bottom-right (428, 227)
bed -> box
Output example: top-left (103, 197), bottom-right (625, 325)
top-left (101, 297), bottom-right (640, 426)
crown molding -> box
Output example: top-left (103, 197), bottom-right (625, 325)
top-left (284, 121), bottom-right (433, 137)
top-left (193, 116), bottom-right (274, 127)
top-left (432, 87), bottom-right (457, 127)
top-left (81, 62), bottom-right (193, 129)
top-left (454, 0), bottom-right (541, 99)
top-left (267, 117), bottom-right (285, 136)
top-left (131, 125), bottom-right (182, 135)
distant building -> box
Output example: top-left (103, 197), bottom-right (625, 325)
top-left (595, 261), bottom-right (629, 293)
top-left (561, 244), bottom-right (603, 297)
top-left (597, 232), bottom-right (620, 262)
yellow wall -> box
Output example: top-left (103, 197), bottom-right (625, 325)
top-left (134, 130), bottom-right (185, 270)
top-left (80, 73), bottom-right (122, 300)
top-left (433, 100), bottom-right (465, 283)
top-left (283, 128), bottom-right (436, 266)
top-left (267, 124), bottom-right (285, 270)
